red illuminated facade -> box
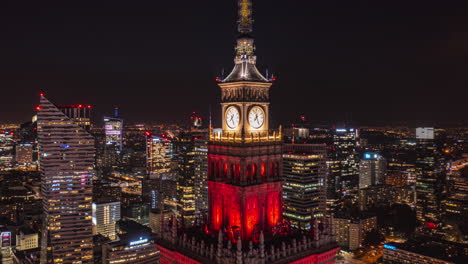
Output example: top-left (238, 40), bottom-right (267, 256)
top-left (207, 142), bottom-right (283, 241)
top-left (156, 1), bottom-right (339, 263)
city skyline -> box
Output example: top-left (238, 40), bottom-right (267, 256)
top-left (1, 1), bottom-right (467, 125)
top-left (0, 1), bottom-right (467, 263)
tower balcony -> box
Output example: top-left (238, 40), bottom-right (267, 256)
top-left (209, 129), bottom-right (282, 143)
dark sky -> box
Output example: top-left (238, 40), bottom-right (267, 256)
top-left (0, 0), bottom-right (467, 126)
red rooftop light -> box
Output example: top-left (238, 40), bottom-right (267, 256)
top-left (35, 106), bottom-right (41, 110)
top-left (78, 104), bottom-right (83, 108)
top-left (39, 93), bottom-right (44, 97)
top-left (87, 105), bottom-right (92, 108)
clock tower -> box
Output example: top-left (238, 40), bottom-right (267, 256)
top-left (208, 0), bottom-right (283, 242)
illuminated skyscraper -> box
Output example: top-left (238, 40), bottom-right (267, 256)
top-left (194, 134), bottom-right (208, 214)
top-left (359, 152), bottom-right (387, 189)
top-left (37, 95), bottom-right (94, 263)
top-left (415, 128), bottom-right (443, 224)
top-left (332, 128), bottom-right (359, 194)
top-left (283, 144), bottom-right (327, 229)
top-left (92, 201), bottom-right (121, 240)
top-left (104, 108), bottom-right (123, 152)
top-left (173, 129), bottom-right (207, 224)
top-left (146, 135), bottom-right (173, 178)
top-left (144, 134), bottom-right (175, 209)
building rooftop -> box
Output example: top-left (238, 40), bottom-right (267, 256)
top-left (385, 237), bottom-right (468, 264)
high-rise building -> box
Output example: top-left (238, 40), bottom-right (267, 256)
top-left (92, 201), bottom-right (121, 240)
top-left (194, 134), bottom-right (208, 214)
top-left (15, 143), bottom-right (33, 164)
top-left (37, 95), bottom-right (94, 263)
top-left (173, 128), bottom-right (207, 224)
top-left (156, 1), bottom-right (339, 263)
top-left (144, 134), bottom-right (175, 209)
top-left (359, 152), bottom-right (387, 189)
top-left (104, 109), bottom-right (124, 152)
top-left (283, 144), bottom-right (327, 228)
top-left (415, 128), bottom-right (444, 224)
top-left (332, 128), bottom-right (359, 194)
top-left (102, 113), bottom-right (124, 169)
top-left (146, 135), bottom-right (173, 178)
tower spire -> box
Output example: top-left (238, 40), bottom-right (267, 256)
top-left (238, 0), bottom-right (253, 35)
top-left (221, 0), bottom-right (269, 82)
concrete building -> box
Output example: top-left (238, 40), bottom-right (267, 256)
top-left (333, 214), bottom-right (377, 250)
top-left (37, 95), bottom-right (94, 263)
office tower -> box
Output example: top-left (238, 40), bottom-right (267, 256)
top-left (37, 95), bottom-right (94, 263)
top-left (415, 127), bottom-right (444, 224)
top-left (144, 134), bottom-right (175, 209)
top-left (57, 104), bottom-right (92, 131)
top-left (146, 135), bottom-right (173, 178)
top-left (332, 128), bottom-right (359, 194)
top-left (283, 144), bottom-right (327, 228)
top-left (92, 201), bottom-right (121, 239)
top-left (194, 135), bottom-right (208, 214)
top-left (0, 130), bottom-right (15, 166)
top-left (104, 109), bottom-right (123, 152)
top-left (359, 152), bottom-right (387, 189)
top-left (15, 143), bottom-right (33, 164)
top-left (103, 109), bottom-right (124, 169)
top-left (156, 1), bottom-right (339, 263)
top-left (173, 128), bottom-right (207, 224)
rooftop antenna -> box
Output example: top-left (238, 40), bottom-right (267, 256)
top-left (209, 104), bottom-right (212, 129)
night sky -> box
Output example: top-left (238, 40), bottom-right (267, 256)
top-left (1, 0), bottom-right (467, 126)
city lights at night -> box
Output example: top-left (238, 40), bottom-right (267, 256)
top-left (0, 1), bottom-right (467, 264)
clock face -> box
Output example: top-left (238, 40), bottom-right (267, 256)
top-left (225, 106), bottom-right (240, 129)
top-left (248, 106), bottom-right (265, 129)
